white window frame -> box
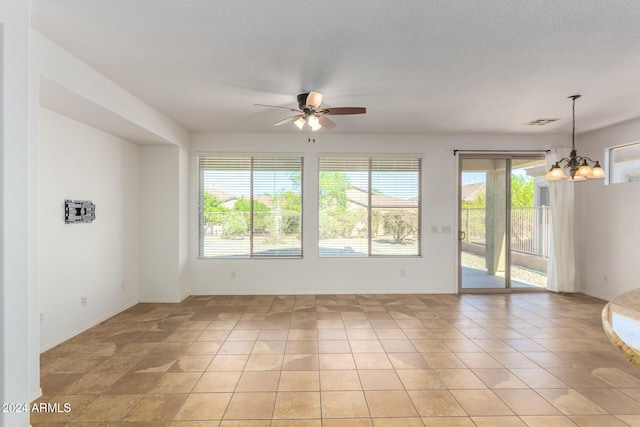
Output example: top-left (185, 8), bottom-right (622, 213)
top-left (198, 154), bottom-right (303, 258)
top-left (317, 155), bottom-right (422, 258)
top-left (608, 141), bottom-right (640, 184)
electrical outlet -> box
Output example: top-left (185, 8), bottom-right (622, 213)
top-left (400, 270), bottom-right (406, 278)
top-left (40, 312), bottom-right (44, 324)
top-left (604, 275), bottom-right (609, 283)
top-left (231, 271), bottom-right (236, 279)
top-left (81, 296), bottom-right (87, 306)
top-left (121, 281), bottom-right (125, 291)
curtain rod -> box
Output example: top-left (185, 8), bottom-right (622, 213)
top-left (453, 149), bottom-right (550, 156)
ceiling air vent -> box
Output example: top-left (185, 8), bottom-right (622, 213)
top-left (525, 118), bottom-right (559, 126)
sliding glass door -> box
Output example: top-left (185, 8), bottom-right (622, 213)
top-left (459, 155), bottom-right (549, 292)
top-left (459, 157), bottom-right (508, 290)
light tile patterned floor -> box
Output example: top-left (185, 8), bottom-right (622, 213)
top-left (32, 293), bottom-right (640, 426)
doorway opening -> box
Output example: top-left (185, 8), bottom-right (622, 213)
top-left (459, 155), bottom-right (550, 292)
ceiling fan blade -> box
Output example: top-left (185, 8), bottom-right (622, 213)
top-left (254, 104), bottom-right (302, 113)
top-left (317, 115), bottom-right (336, 129)
top-left (305, 91), bottom-right (323, 110)
top-left (322, 107), bottom-right (366, 115)
top-left (272, 115), bottom-right (301, 126)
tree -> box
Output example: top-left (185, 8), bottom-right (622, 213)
top-left (461, 193), bottom-right (486, 209)
top-left (383, 210), bottom-right (418, 243)
top-left (319, 172), bottom-right (351, 210)
top-left (461, 174), bottom-right (534, 209)
top-left (319, 210), bottom-right (363, 239)
top-left (289, 172), bottom-right (302, 189)
top-left (274, 191), bottom-right (301, 235)
top-left (233, 197), bottom-right (271, 231)
top-left (317, 171), bottom-right (356, 238)
top-left (510, 174), bottom-right (534, 207)
top-left (221, 211), bottom-right (248, 239)
top-left (203, 192), bottom-right (228, 225)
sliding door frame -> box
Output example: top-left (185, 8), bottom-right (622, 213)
top-left (457, 153), bottom-right (548, 294)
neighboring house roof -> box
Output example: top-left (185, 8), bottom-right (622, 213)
top-left (253, 195), bottom-right (273, 208)
top-left (205, 190), bottom-right (277, 209)
top-left (204, 188), bottom-right (236, 203)
top-left (346, 187), bottom-right (418, 208)
top-left (461, 182), bottom-right (485, 203)
top-left (206, 186), bottom-right (416, 210)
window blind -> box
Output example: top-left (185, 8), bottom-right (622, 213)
top-left (318, 156), bottom-right (421, 257)
top-left (198, 155), bottom-right (303, 258)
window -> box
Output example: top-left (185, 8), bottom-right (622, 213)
top-left (198, 155), bottom-right (303, 258)
top-left (609, 141), bottom-right (640, 184)
top-left (318, 156), bottom-right (421, 257)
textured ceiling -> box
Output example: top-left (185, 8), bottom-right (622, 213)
top-left (31, 0), bottom-right (640, 135)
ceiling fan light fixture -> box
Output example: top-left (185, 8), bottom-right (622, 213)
top-left (255, 91), bottom-right (366, 130)
top-left (294, 116), bottom-right (306, 129)
top-left (306, 91), bottom-right (323, 110)
top-left (308, 114), bottom-right (321, 130)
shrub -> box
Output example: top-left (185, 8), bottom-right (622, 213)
top-left (383, 210), bottom-right (418, 243)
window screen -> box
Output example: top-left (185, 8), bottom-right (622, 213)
top-left (199, 156), bottom-right (303, 258)
top-left (318, 156), bottom-right (421, 257)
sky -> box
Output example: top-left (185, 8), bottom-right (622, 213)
top-left (461, 167), bottom-right (530, 185)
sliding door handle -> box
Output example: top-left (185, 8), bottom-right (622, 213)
top-left (459, 231), bottom-right (466, 241)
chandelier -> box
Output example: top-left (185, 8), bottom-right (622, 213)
top-left (545, 95), bottom-right (605, 182)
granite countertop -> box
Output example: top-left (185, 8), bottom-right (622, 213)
top-left (602, 289), bottom-right (640, 370)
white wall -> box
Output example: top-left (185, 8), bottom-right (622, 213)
top-left (189, 132), bottom-right (565, 295)
top-left (38, 108), bottom-right (140, 350)
top-left (139, 144), bottom-right (184, 302)
top-left (34, 31), bottom-right (190, 310)
top-left (576, 117), bottom-right (640, 301)
top-left (1, 1), bottom-right (39, 423)
top-left (179, 144), bottom-right (191, 300)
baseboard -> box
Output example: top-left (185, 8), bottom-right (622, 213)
top-left (189, 289), bottom-right (455, 296)
top-left (30, 387), bottom-right (43, 402)
top-left (40, 300), bottom-right (139, 353)
top-left (139, 292), bottom-right (191, 303)
top-left (138, 298), bottom-right (184, 303)
top-left (579, 289), bottom-right (612, 302)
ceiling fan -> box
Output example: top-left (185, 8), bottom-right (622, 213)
top-left (254, 91), bottom-right (366, 131)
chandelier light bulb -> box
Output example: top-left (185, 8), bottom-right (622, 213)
top-left (576, 160), bottom-right (593, 178)
top-left (589, 161), bottom-right (606, 179)
top-left (545, 164), bottom-right (566, 181)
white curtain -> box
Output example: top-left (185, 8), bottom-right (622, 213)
top-left (546, 148), bottom-right (576, 293)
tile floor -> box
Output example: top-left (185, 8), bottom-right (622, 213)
top-left (32, 293), bottom-right (640, 426)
